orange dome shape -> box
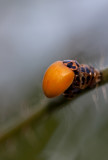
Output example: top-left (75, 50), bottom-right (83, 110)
top-left (42, 61), bottom-right (75, 98)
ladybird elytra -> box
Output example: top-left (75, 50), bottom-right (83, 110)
top-left (42, 61), bottom-right (75, 98)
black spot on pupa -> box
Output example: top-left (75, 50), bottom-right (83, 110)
top-left (81, 67), bottom-right (85, 72)
top-left (85, 67), bottom-right (90, 74)
top-left (82, 76), bottom-right (85, 85)
top-left (87, 76), bottom-right (91, 84)
top-left (76, 76), bottom-right (80, 83)
top-left (92, 76), bottom-right (94, 80)
top-left (74, 70), bottom-right (79, 75)
top-left (67, 62), bottom-right (73, 68)
top-left (71, 66), bottom-right (76, 69)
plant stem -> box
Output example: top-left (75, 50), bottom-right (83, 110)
top-left (101, 68), bottom-right (108, 84)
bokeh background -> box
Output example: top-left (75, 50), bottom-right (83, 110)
top-left (0, 0), bottom-right (108, 160)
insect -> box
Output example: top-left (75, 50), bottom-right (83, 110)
top-left (42, 60), bottom-right (102, 98)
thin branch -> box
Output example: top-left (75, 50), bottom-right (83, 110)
top-left (0, 67), bottom-right (108, 143)
top-left (101, 68), bottom-right (108, 84)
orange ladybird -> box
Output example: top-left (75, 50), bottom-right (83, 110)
top-left (42, 60), bottom-right (102, 98)
top-left (42, 61), bottom-right (75, 98)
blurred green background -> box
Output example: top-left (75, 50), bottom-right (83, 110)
top-left (0, 0), bottom-right (108, 160)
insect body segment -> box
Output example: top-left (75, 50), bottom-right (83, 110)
top-left (42, 60), bottom-right (102, 98)
top-left (63, 60), bottom-right (80, 70)
top-left (64, 61), bottom-right (102, 98)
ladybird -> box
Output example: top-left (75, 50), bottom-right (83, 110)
top-left (42, 60), bottom-right (102, 98)
top-left (42, 61), bottom-right (75, 98)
